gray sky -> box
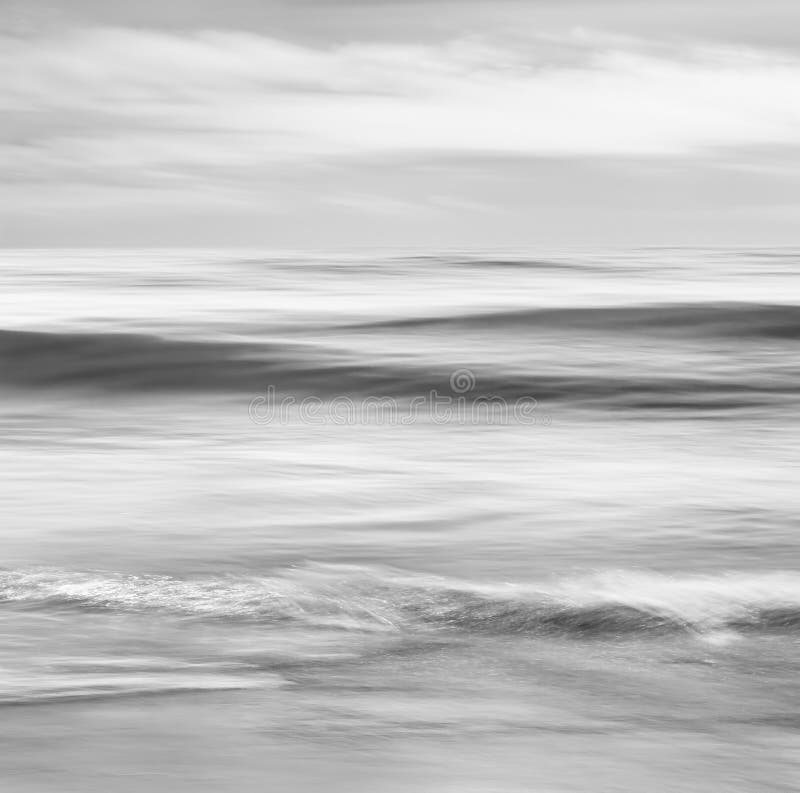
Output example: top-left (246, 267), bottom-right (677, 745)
top-left (2, 0), bottom-right (800, 247)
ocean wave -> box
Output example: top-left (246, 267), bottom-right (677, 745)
top-left (397, 255), bottom-right (582, 270)
top-left (0, 328), bottom-right (309, 392)
top-left (0, 327), bottom-right (795, 409)
top-left (0, 661), bottom-right (268, 707)
top-left (346, 302), bottom-right (800, 340)
top-left (3, 565), bottom-right (800, 638)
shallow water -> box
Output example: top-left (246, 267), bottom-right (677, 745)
top-left (1, 248), bottom-right (799, 791)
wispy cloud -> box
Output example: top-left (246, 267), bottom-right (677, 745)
top-left (4, 27), bottom-right (800, 192)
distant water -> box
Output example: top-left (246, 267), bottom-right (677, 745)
top-left (1, 249), bottom-right (799, 792)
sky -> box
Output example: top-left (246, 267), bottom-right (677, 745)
top-left (2, 0), bottom-right (800, 248)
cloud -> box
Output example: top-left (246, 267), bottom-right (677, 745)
top-left (2, 26), bottom-right (800, 193)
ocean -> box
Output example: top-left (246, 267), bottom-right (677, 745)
top-left (1, 248), bottom-right (799, 791)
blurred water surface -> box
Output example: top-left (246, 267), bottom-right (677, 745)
top-left (1, 248), bottom-right (799, 791)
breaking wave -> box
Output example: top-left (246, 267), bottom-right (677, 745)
top-left (3, 564), bottom-right (800, 638)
